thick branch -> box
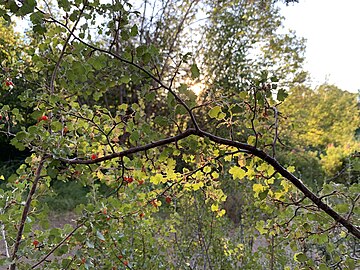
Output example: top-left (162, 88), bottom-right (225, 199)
top-left (199, 130), bottom-right (360, 239)
top-left (58, 128), bottom-right (197, 164)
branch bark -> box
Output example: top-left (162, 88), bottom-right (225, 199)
top-left (10, 156), bottom-right (47, 270)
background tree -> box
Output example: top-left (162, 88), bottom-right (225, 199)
top-left (0, 1), bottom-right (358, 270)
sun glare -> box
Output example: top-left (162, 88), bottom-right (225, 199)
top-left (190, 82), bottom-right (205, 96)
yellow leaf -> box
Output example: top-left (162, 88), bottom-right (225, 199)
top-left (281, 180), bottom-right (291, 192)
top-left (274, 191), bottom-right (284, 200)
top-left (97, 170), bottom-right (104, 180)
top-left (203, 166), bottom-right (211, 173)
top-left (229, 166), bottom-right (246, 180)
top-left (192, 182), bottom-right (204, 191)
top-left (155, 200), bottom-right (162, 207)
top-left (252, 183), bottom-right (264, 194)
top-left (211, 171), bottom-right (219, 179)
top-left (237, 157), bottom-right (246, 167)
top-left (217, 209), bottom-right (226, 217)
top-left (211, 204), bottom-right (219, 212)
top-left (184, 183), bottom-right (192, 190)
top-left (266, 178), bottom-right (274, 185)
top-left (150, 174), bottom-right (165, 185)
top-left (247, 168), bottom-right (255, 180)
top-left (247, 135), bottom-right (256, 145)
top-left (255, 220), bottom-right (267, 235)
top-left (166, 168), bottom-right (177, 179)
top-left (287, 166), bottom-right (295, 173)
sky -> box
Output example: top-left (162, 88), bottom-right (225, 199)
top-left (280, 0), bottom-right (360, 93)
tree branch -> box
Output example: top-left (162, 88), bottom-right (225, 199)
top-left (10, 156), bottom-right (47, 270)
top-left (199, 130), bottom-right (360, 239)
top-left (58, 128), bottom-right (197, 164)
top-left (31, 222), bottom-right (85, 269)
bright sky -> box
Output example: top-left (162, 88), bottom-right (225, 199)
top-left (280, 0), bottom-right (360, 93)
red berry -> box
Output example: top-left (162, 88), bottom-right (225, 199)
top-left (102, 208), bottom-right (107, 215)
top-left (38, 115), bottom-right (48, 121)
top-left (123, 260), bottom-right (128, 266)
top-left (124, 177), bottom-right (133, 183)
top-left (33, 240), bottom-right (39, 247)
top-left (118, 255), bottom-right (123, 259)
top-left (165, 196), bottom-right (172, 204)
top-left (91, 154), bottom-right (97, 160)
top-left (0, 115), bottom-right (2, 120)
top-left (137, 179), bottom-right (144, 185)
top-left (5, 80), bottom-right (14, 86)
top-left (150, 199), bottom-right (158, 208)
top-left (139, 212), bottom-right (145, 218)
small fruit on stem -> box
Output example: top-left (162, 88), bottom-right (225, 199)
top-left (32, 240), bottom-right (39, 247)
top-left (165, 196), bottom-right (172, 204)
top-left (38, 115), bottom-right (48, 122)
top-left (124, 176), bottom-right (134, 183)
top-left (137, 179), bottom-right (144, 185)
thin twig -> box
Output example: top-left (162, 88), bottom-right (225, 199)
top-left (31, 221), bottom-right (85, 269)
top-left (49, 4), bottom-right (86, 95)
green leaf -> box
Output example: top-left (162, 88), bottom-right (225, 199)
top-left (142, 52), bottom-right (152, 63)
top-left (258, 189), bottom-right (269, 200)
top-left (255, 220), bottom-right (267, 235)
top-left (190, 63), bottom-right (200, 79)
top-left (145, 92), bottom-right (156, 102)
top-left (33, 24), bottom-right (46, 34)
top-left (51, 121), bottom-right (62, 132)
top-left (86, 241), bottom-right (94, 249)
top-left (318, 264), bottom-right (329, 270)
top-left (19, 0), bottom-right (36, 16)
top-left (208, 106), bottom-right (221, 119)
top-left (294, 252), bottom-right (307, 262)
top-left (335, 204), bottom-right (349, 213)
top-left (154, 116), bottom-right (168, 126)
top-left (130, 25), bottom-right (138, 37)
top-left (239, 91), bottom-right (247, 99)
top-left (96, 230), bottom-right (105, 241)
top-left (277, 89), bottom-right (288, 101)
top-left (120, 75), bottom-right (131, 84)
top-left (15, 131), bottom-right (28, 140)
